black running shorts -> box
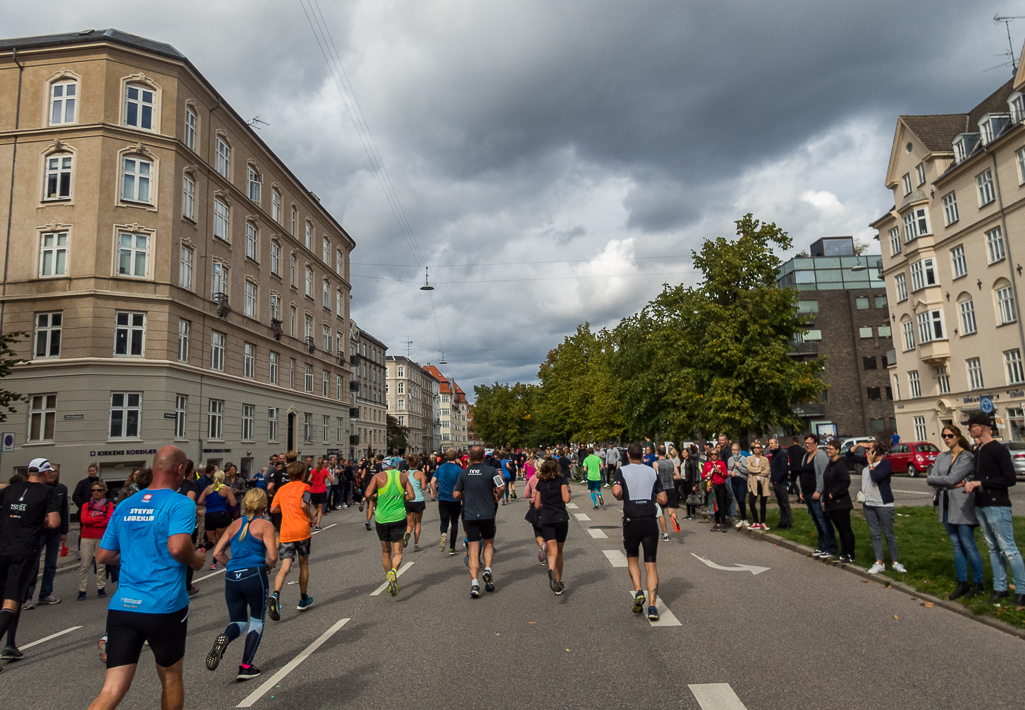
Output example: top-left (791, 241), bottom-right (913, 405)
top-left (309, 492), bottom-right (328, 506)
top-left (540, 521), bottom-right (569, 544)
top-left (0, 554), bottom-right (35, 604)
top-left (464, 518), bottom-right (497, 542)
top-left (622, 518), bottom-right (659, 563)
top-left (662, 489), bottom-right (680, 509)
top-left (404, 500), bottom-right (426, 514)
top-left (204, 511), bottom-right (231, 531)
top-left (105, 606), bottom-right (189, 669)
top-left (376, 520), bottom-right (406, 543)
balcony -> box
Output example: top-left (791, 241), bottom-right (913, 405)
top-left (337, 351), bottom-right (346, 366)
top-left (350, 354), bottom-right (359, 366)
top-left (918, 339), bottom-right (950, 364)
top-left (349, 407), bottom-right (360, 419)
top-left (305, 336), bottom-right (316, 354)
top-left (787, 342), bottom-right (818, 356)
top-left (793, 401), bottom-right (826, 418)
top-left (270, 318), bottom-right (283, 342)
top-left (214, 292), bottom-right (231, 319)
top-left (349, 380), bottom-right (360, 392)
top-left (349, 434), bottom-right (360, 445)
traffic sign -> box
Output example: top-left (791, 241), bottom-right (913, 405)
top-left (2, 433), bottom-right (14, 452)
top-left (980, 397), bottom-right (995, 414)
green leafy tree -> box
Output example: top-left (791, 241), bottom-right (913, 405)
top-left (471, 383), bottom-right (537, 447)
top-left (386, 415), bottom-right (410, 453)
top-left (0, 332), bottom-right (27, 423)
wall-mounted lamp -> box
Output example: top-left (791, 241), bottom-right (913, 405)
top-left (977, 279), bottom-right (983, 290)
top-left (1018, 264), bottom-right (1023, 276)
top-left (945, 292), bottom-right (950, 301)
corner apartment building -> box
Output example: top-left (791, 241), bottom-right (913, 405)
top-left (385, 355), bottom-right (437, 454)
top-left (349, 321), bottom-right (386, 459)
top-left (0, 30), bottom-right (355, 487)
top-left (871, 69), bottom-right (1025, 443)
top-left (423, 364), bottom-right (469, 450)
top-left (777, 237), bottom-right (896, 438)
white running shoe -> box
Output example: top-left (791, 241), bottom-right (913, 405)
top-left (867, 561), bottom-right (885, 574)
top-left (735, 520), bottom-right (744, 529)
top-left (891, 562), bottom-right (907, 573)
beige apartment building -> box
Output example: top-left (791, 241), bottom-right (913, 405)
top-left (872, 64), bottom-right (1025, 444)
top-left (385, 355), bottom-right (437, 454)
top-left (424, 364), bottom-right (469, 450)
top-left (348, 321), bottom-right (387, 460)
top-left (0, 30), bottom-right (356, 488)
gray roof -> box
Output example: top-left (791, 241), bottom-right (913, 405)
top-left (0, 29), bottom-right (184, 60)
top-left (899, 78), bottom-right (1016, 152)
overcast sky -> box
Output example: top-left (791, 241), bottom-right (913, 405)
top-left (5, 1), bottom-right (1024, 396)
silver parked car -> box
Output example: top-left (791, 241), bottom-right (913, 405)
top-left (1005, 441), bottom-right (1025, 479)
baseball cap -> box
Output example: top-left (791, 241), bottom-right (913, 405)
top-left (28, 457), bottom-right (54, 472)
top-left (962, 412), bottom-right (994, 429)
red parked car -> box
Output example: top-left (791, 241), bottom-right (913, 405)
top-left (885, 441), bottom-right (940, 477)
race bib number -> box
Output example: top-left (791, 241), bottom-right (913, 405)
top-left (493, 474), bottom-right (505, 488)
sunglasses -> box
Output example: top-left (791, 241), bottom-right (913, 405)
top-left (941, 433), bottom-right (955, 439)
top-left (91, 488), bottom-right (105, 492)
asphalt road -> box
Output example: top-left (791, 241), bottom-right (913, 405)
top-left (1, 480), bottom-right (1021, 709)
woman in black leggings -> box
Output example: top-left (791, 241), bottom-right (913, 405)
top-left (702, 450), bottom-right (729, 532)
top-left (822, 439), bottom-right (855, 563)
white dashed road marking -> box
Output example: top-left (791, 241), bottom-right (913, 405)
top-left (623, 592), bottom-right (681, 627)
top-left (574, 513), bottom-right (591, 521)
top-left (370, 560), bottom-right (414, 596)
top-left (688, 683), bottom-right (749, 709)
top-left (602, 549), bottom-right (628, 567)
top-left (566, 503), bottom-right (579, 509)
top-left (587, 528), bottom-right (608, 538)
top-left (21, 625), bottom-right (82, 650)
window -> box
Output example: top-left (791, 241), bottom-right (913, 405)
top-left (855, 296), bottom-right (869, 310)
top-left (942, 192), bottom-right (959, 226)
top-left (212, 262), bottom-right (228, 297)
top-left (1018, 147), bottom-right (1025, 184)
top-left (216, 137), bottom-right (231, 178)
top-left (184, 106), bottom-right (196, 150)
top-left (916, 163), bottom-right (926, 186)
top-left (177, 319), bottom-right (189, 362)
top-left (322, 414), bottom-right (330, 441)
top-left (336, 375), bottom-right (343, 400)
top-left (208, 399), bottom-right (223, 439)
top-left (305, 222), bottom-right (313, 250)
top-left (114, 311), bottom-right (145, 356)
top-left (270, 293), bottom-right (281, 321)
top-left (323, 371), bottom-right (329, 397)
top-left (44, 154), bottom-right (72, 200)
top-left (895, 273), bottom-right (907, 302)
top-left (398, 382), bottom-right (404, 394)
top-left (986, 227), bottom-right (1006, 264)
top-left (902, 173), bottom-right (912, 195)
top-left (875, 295), bottom-right (888, 309)
top-left (322, 324), bottom-right (331, 351)
top-left (336, 289), bottom-right (343, 317)
top-left (182, 172), bottom-right (195, 220)
top-left (272, 188), bottom-right (282, 223)
top-left (337, 416), bottom-right (344, 442)
top-left (242, 404), bottom-right (255, 441)
top-left (304, 363), bottom-right (313, 392)
top-left (322, 280), bottom-right (330, 308)
top-left (49, 81), bottom-right (77, 125)
top-left (967, 357), bottom-right (984, 390)
top-left (859, 326), bottom-right (873, 339)
top-left (268, 407), bottom-right (279, 442)
top-left (936, 365), bottom-right (950, 394)
top-left (124, 84), bottom-right (154, 129)
top-left (867, 386), bottom-right (881, 400)
top-left (950, 245), bottom-right (966, 279)
top-left (289, 305), bottom-right (297, 337)
top-left (305, 314), bottom-right (313, 341)
top-left (908, 371), bottom-right (921, 398)
top-left (289, 358), bottom-right (295, 388)
top-left (871, 418), bottom-right (885, 432)
top-left (959, 298), bottom-right (977, 335)
top-left (121, 157), bottom-right (152, 203)
top-left (1003, 349), bottom-right (1025, 386)
top-left (902, 320), bottom-right (915, 351)
top-left (863, 356), bottom-right (877, 370)
top-left (39, 231), bottom-right (68, 277)
top-left (291, 206), bottom-right (297, 236)
top-left (889, 227), bottom-right (901, 256)
top-left (878, 324), bottom-right (892, 337)
top-left (910, 258), bottom-right (936, 291)
top-left (398, 366), bottom-right (405, 377)
top-left (270, 241), bottom-right (281, 276)
top-left (174, 395), bottom-right (187, 439)
top-left (269, 351), bottom-right (279, 384)
top-left (179, 246), bottom-right (193, 290)
top-left (398, 399), bottom-right (405, 410)
top-left (977, 169), bottom-right (995, 206)
top-left (997, 285), bottom-right (1017, 324)
top-left (336, 250), bottom-right (343, 275)
top-left (903, 207), bottom-right (929, 241)
top-left (34, 312), bottom-right (62, 358)
top-left (214, 198), bottom-right (230, 241)
top-left (305, 266), bottom-right (313, 297)
top-left (110, 393), bottom-right (141, 439)
top-left (914, 416), bottom-right (927, 442)
top-left (243, 343), bottom-right (255, 378)
top-left (304, 412), bottom-right (313, 442)
top-left (211, 331), bottom-right (225, 371)
top-left (322, 237), bottom-right (330, 263)
top-left (892, 377), bottom-right (901, 401)
top-left (117, 232), bottom-right (149, 278)
top-left (247, 166), bottom-right (261, 203)
top-left (246, 222), bottom-right (258, 261)
top-left (916, 310), bottom-right (945, 343)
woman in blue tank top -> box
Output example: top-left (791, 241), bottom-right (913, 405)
top-left (199, 470), bottom-right (237, 567)
top-left (206, 489), bottom-right (277, 681)
top-left (403, 455), bottom-right (429, 551)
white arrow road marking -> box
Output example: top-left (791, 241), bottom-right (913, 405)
top-left (602, 550), bottom-right (628, 567)
top-left (587, 528), bottom-right (608, 539)
top-left (370, 561), bottom-right (414, 596)
top-left (689, 683), bottom-right (749, 709)
top-left (690, 553), bottom-right (769, 575)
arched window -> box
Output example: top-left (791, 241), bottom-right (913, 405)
top-left (994, 278), bottom-right (1017, 325)
top-left (956, 293), bottom-right (977, 335)
top-left (49, 79), bottom-right (78, 125)
top-left (123, 80), bottom-right (158, 130)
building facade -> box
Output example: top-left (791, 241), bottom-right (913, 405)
top-left (424, 364), bottom-right (469, 450)
top-left (872, 69), bottom-right (1025, 443)
top-left (349, 321), bottom-right (386, 459)
top-left (384, 355), bottom-right (436, 454)
top-left (0, 30), bottom-right (355, 488)
top-left (777, 238), bottom-right (896, 438)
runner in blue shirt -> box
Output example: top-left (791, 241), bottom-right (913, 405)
top-left (90, 446), bottom-right (206, 710)
top-left (500, 454), bottom-right (516, 505)
top-left (431, 450), bottom-right (464, 555)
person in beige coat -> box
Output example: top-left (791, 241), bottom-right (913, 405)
top-left (746, 442), bottom-right (772, 530)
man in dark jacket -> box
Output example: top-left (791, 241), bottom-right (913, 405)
top-left (768, 438), bottom-right (792, 529)
top-left (24, 463), bottom-right (69, 608)
top-left (786, 437), bottom-right (804, 495)
top-left (72, 462), bottom-right (101, 518)
top-left (963, 412), bottom-right (1024, 606)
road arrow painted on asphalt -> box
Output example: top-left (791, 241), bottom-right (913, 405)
top-left (690, 553), bottom-right (769, 575)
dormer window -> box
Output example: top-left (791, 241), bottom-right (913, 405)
top-left (953, 133), bottom-right (980, 164)
top-left (901, 173), bottom-right (912, 195)
top-left (979, 114), bottom-right (1010, 145)
top-left (1010, 92), bottom-right (1025, 124)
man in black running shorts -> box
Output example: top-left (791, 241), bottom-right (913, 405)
top-left (613, 443), bottom-right (667, 622)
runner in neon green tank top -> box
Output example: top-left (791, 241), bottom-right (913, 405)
top-left (365, 466), bottom-right (414, 596)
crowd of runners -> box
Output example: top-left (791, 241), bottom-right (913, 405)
top-left (2, 417), bottom-right (1022, 708)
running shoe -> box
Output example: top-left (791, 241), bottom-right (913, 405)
top-left (387, 569), bottom-right (398, 597)
top-left (647, 606), bottom-right (659, 622)
top-left (38, 595), bottom-right (61, 605)
top-left (548, 569), bottom-right (560, 593)
top-left (470, 583), bottom-right (480, 599)
top-left (358, 501), bottom-right (364, 512)
top-left (867, 561), bottom-right (885, 574)
top-left (413, 544), bottom-right (421, 552)
top-left (1, 646), bottom-right (23, 662)
top-left (483, 569), bottom-right (495, 593)
top-left (236, 664), bottom-right (261, 681)
top-left (98, 635), bottom-right (107, 664)
top-left (603, 483), bottom-right (610, 488)
top-left (598, 493), bottom-right (604, 506)
top-left (811, 549), bottom-right (823, 558)
top-left (557, 582), bottom-right (565, 596)
top-left (297, 595), bottom-right (314, 611)
top-left (592, 505), bottom-right (598, 510)
top-left (512, 492), bottom-right (517, 500)
top-left (538, 542), bottom-right (547, 564)
top-left (206, 633), bottom-right (230, 671)
top-left (661, 533), bottom-right (669, 542)
top-left (268, 592), bottom-right (281, 621)
top-left (77, 591), bottom-right (87, 601)
top-left (364, 520), bottom-right (371, 531)
top-left (209, 563), bottom-right (218, 570)
top-left (448, 548), bottom-right (456, 556)
top-left (188, 585), bottom-right (200, 598)
top-left (22, 599), bottom-right (35, 610)
top-left (632, 590), bottom-right (645, 614)
top-left (403, 532), bottom-right (410, 548)
top-left (671, 515), bottom-right (680, 533)
top-left (719, 526), bottom-right (728, 533)
top-left (439, 532), bottom-right (447, 551)
top-left (892, 562), bottom-right (907, 573)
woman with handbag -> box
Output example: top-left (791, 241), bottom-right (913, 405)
top-left (927, 426), bottom-right (984, 600)
top-left (848, 441), bottom-right (905, 574)
top-left (523, 465), bottom-right (546, 564)
top-left (703, 450), bottom-right (729, 532)
top-left (682, 447), bottom-right (702, 519)
top-left (745, 442), bottom-right (771, 530)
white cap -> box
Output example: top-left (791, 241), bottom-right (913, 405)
top-left (28, 457), bottom-right (54, 472)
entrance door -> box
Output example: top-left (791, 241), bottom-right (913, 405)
top-left (287, 412), bottom-right (296, 451)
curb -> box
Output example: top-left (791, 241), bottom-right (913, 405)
top-left (743, 527), bottom-right (1025, 642)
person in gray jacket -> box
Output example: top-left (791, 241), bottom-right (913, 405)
top-left (927, 425), bottom-right (984, 600)
top-left (727, 443), bottom-right (748, 527)
top-left (848, 441), bottom-right (906, 575)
